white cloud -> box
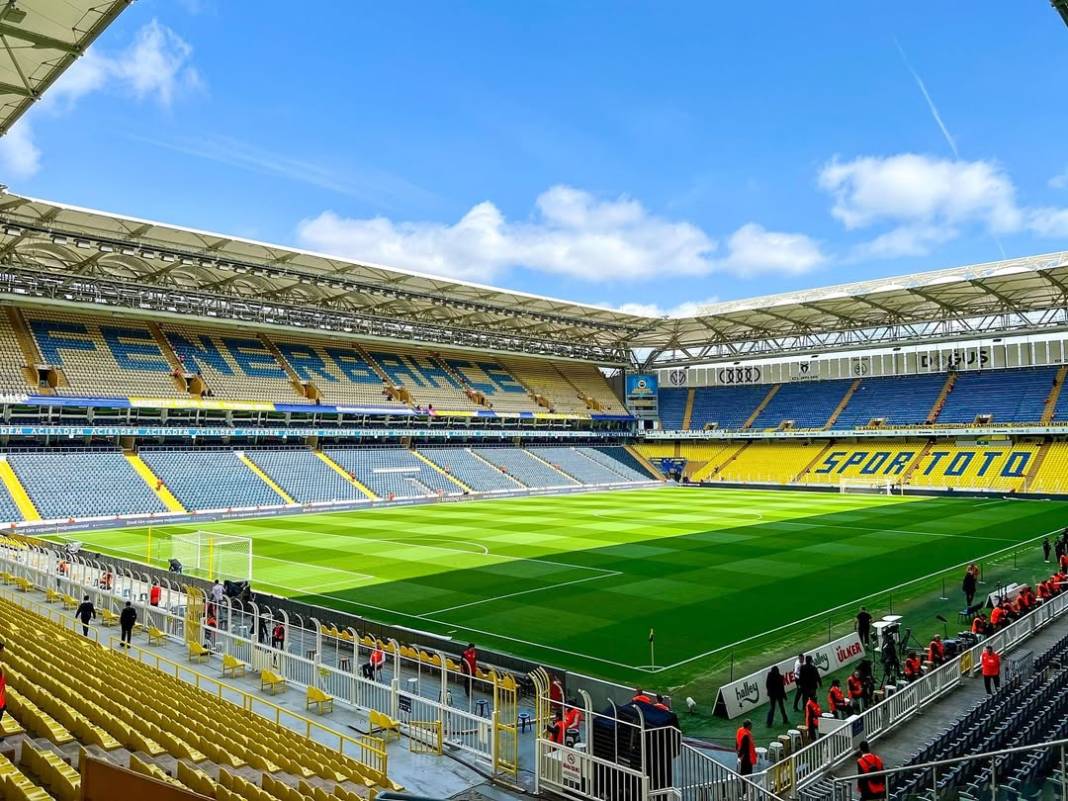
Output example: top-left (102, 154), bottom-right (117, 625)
top-left (50, 19), bottom-right (199, 109)
top-left (3, 20), bottom-right (200, 179)
top-left (1051, 168), bottom-right (1068, 190)
top-left (852, 224), bottom-right (958, 259)
top-left (612, 297), bottom-right (721, 318)
top-left (0, 121), bottom-right (41, 179)
top-left (720, 223), bottom-right (825, 276)
top-left (819, 154), bottom-right (1022, 233)
top-left (297, 185), bottom-right (825, 283)
top-left (1030, 208), bottom-right (1068, 238)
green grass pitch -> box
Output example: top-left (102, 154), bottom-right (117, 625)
top-left (63, 487), bottom-right (1068, 695)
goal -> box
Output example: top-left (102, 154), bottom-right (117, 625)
top-left (839, 477), bottom-right (896, 496)
top-left (169, 531), bottom-right (253, 582)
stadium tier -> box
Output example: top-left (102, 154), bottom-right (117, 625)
top-left (1, 305), bottom-right (623, 418)
top-left (657, 366), bottom-right (1068, 431)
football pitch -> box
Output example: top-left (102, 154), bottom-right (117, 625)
top-left (59, 487), bottom-right (1068, 692)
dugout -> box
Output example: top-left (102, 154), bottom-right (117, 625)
top-left (592, 700), bottom-right (681, 801)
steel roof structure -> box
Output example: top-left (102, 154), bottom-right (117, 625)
top-left (0, 0), bottom-right (133, 136)
top-left (1, 190), bottom-right (1068, 366)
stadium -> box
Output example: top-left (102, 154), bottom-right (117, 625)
top-left (1, 3), bottom-right (1068, 801)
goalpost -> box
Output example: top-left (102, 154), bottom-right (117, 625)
top-left (839, 477), bottom-right (897, 496)
top-left (169, 531), bottom-right (253, 582)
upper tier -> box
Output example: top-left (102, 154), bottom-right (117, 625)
top-left (660, 365), bottom-right (1066, 431)
top-left (0, 305), bottom-right (623, 416)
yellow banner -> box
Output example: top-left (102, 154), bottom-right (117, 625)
top-left (128, 397), bottom-right (276, 412)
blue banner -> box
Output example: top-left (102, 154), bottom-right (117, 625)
top-left (626, 374), bottom-right (657, 399)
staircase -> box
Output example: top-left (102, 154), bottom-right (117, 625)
top-left (234, 453), bottom-right (295, 504)
top-left (624, 445), bottom-right (665, 481)
top-left (927, 372), bottom-right (958, 424)
top-left (1023, 441), bottom-right (1053, 492)
top-left (7, 307), bottom-right (58, 394)
top-left (467, 449), bottom-right (526, 487)
top-left (353, 345), bottom-right (411, 404)
top-left (0, 456), bottom-right (39, 521)
top-left (259, 335), bottom-right (315, 400)
top-left (551, 364), bottom-right (601, 411)
top-left (824, 378), bottom-right (861, 429)
top-left (742, 384), bottom-right (780, 429)
top-left (681, 388), bottom-right (696, 431)
top-left (901, 441), bottom-right (934, 486)
top-left (1040, 366), bottom-right (1068, 424)
top-left (523, 449), bottom-right (580, 484)
top-left (690, 442), bottom-right (750, 482)
top-left (313, 451), bottom-right (378, 499)
top-left (430, 354), bottom-right (487, 406)
top-left (123, 452), bottom-right (185, 512)
top-left (147, 322), bottom-right (211, 397)
top-left (793, 441), bottom-right (837, 483)
top-left (411, 449), bottom-right (472, 492)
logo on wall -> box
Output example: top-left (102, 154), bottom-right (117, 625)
top-left (798, 362), bottom-right (810, 375)
top-left (626, 374), bottom-right (658, 398)
top-left (717, 366), bottom-right (761, 385)
top-left (920, 349), bottom-right (991, 369)
top-left (668, 369), bottom-right (687, 386)
top-left (852, 361), bottom-right (869, 376)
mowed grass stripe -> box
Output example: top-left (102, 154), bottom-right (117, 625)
top-left (68, 489), bottom-right (1068, 684)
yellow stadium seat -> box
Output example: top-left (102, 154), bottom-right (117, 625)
top-left (260, 669), bottom-right (286, 695)
top-left (306, 686), bottom-right (334, 715)
top-left (187, 641), bottom-right (211, 663)
top-left (222, 653), bottom-right (247, 678)
top-left (147, 626), bottom-right (166, 645)
top-left (368, 710), bottom-right (400, 742)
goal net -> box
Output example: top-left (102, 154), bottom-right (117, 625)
top-left (169, 531), bottom-right (253, 582)
top-left (839, 477), bottom-right (895, 496)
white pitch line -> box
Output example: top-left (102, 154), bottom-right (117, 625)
top-left (253, 554), bottom-right (375, 584)
top-left (774, 519), bottom-right (1018, 544)
top-left (422, 570), bottom-right (622, 615)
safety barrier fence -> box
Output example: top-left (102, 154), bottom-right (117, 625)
top-left (0, 542), bottom-right (514, 775)
top-left (765, 588), bottom-right (1068, 797)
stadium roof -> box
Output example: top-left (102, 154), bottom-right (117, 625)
top-left (0, 0), bottom-right (133, 136)
top-left (1, 189), bottom-right (1067, 364)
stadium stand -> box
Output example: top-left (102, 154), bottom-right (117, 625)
top-left (267, 335), bottom-right (409, 408)
top-left (588, 446), bottom-right (657, 481)
top-left (244, 449), bottom-right (369, 504)
top-left (139, 449), bottom-right (288, 510)
top-left (657, 388), bottom-right (688, 429)
top-left (749, 381), bottom-right (850, 430)
top-left (162, 323), bottom-right (302, 403)
top-left (801, 443), bottom-right (925, 486)
top-left (687, 385), bottom-right (769, 430)
top-left (325, 448), bottom-right (463, 499)
top-left (7, 451), bottom-right (167, 519)
top-left (26, 312), bottom-right (182, 399)
top-left (0, 477), bottom-right (24, 522)
top-left (527, 446), bottom-right (637, 485)
top-left (714, 441), bottom-right (823, 483)
top-left (1027, 441), bottom-right (1068, 493)
top-left (0, 310), bottom-right (33, 395)
top-left (685, 443), bottom-right (748, 482)
top-left (417, 447), bottom-right (524, 492)
top-left (472, 447), bottom-right (579, 488)
top-left (937, 367), bottom-right (1059, 424)
top-left (0, 594), bottom-right (394, 800)
top-left (835, 373), bottom-right (948, 428)
top-left (909, 443), bottom-right (1038, 492)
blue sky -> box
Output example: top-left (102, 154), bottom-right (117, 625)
top-left (2, 1), bottom-right (1067, 316)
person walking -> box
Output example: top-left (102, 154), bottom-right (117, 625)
top-left (856, 741), bottom-right (887, 800)
top-left (764, 666), bottom-right (788, 727)
top-left (74, 595), bottom-right (95, 636)
top-left (855, 607), bottom-right (873, 648)
top-left (119, 601), bottom-right (136, 649)
top-left (981, 646), bottom-right (1001, 694)
top-left (963, 565), bottom-right (978, 609)
top-left (799, 655), bottom-right (821, 704)
top-left (1043, 537), bottom-right (1052, 564)
top-left (736, 719), bottom-right (757, 776)
top-left (792, 653), bottom-right (805, 712)
top-left (804, 696), bottom-right (822, 742)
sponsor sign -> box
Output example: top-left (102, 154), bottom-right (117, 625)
top-left (714, 632), bottom-right (865, 719)
top-left (716, 366), bottom-right (762, 385)
top-left (668, 368), bottom-right (687, 387)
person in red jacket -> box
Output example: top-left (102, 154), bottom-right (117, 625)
top-left (856, 740), bottom-right (887, 800)
top-left (804, 697), bottom-right (822, 742)
top-left (149, 579), bottom-right (161, 607)
top-left (927, 635), bottom-right (945, 666)
top-left (847, 670), bottom-right (865, 712)
top-left (981, 646), bottom-right (1001, 695)
top-left (990, 602), bottom-right (1009, 629)
top-left (828, 678), bottom-right (852, 719)
top-left (736, 719), bottom-right (757, 775)
top-left (972, 611), bottom-right (989, 637)
top-left (903, 652), bottom-right (922, 682)
top-left (461, 643), bottom-right (478, 696)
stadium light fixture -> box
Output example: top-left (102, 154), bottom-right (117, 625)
top-left (1055, 0), bottom-right (1068, 27)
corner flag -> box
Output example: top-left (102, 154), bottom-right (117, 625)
top-left (649, 628), bottom-right (655, 668)
top-left (649, 628), bottom-right (655, 642)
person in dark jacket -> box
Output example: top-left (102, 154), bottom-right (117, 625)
top-left (119, 601), bottom-right (136, 649)
top-left (798, 655), bottom-right (821, 704)
top-left (765, 665), bottom-right (788, 726)
top-left (74, 595), bottom-right (95, 636)
top-left (963, 565), bottom-right (978, 608)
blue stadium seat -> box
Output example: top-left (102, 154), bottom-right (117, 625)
top-left (244, 450), bottom-right (367, 504)
top-left (750, 380), bottom-right (849, 429)
top-left (140, 450), bottom-right (285, 511)
top-left (7, 451), bottom-right (167, 519)
top-left (324, 448), bottom-right (462, 499)
top-left (528, 447), bottom-right (638, 485)
top-left (938, 368), bottom-right (1058, 424)
top-left (0, 475), bottom-right (23, 523)
top-left (417, 448), bottom-right (523, 492)
top-left (688, 385), bottom-right (768, 430)
top-left (472, 448), bottom-right (578, 488)
top-left (836, 373), bottom-right (947, 427)
top-left (657, 389), bottom-right (688, 429)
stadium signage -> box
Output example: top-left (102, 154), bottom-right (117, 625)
top-left (0, 425), bottom-right (611, 439)
top-left (716, 366), bottom-right (761, 385)
top-left (714, 632), bottom-right (864, 719)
